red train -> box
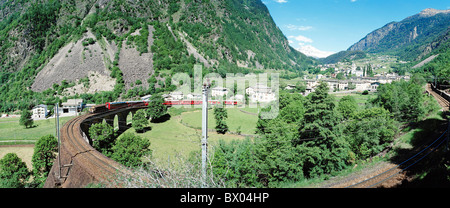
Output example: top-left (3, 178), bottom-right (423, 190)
top-left (89, 101), bottom-right (149, 113)
top-left (163, 100), bottom-right (239, 106)
top-left (90, 100), bottom-right (239, 113)
top-left (105, 101), bottom-right (149, 110)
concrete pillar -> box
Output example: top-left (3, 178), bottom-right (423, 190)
top-left (117, 111), bottom-right (129, 134)
top-left (104, 114), bottom-right (114, 128)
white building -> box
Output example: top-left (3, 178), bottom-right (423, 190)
top-left (32, 104), bottom-right (48, 119)
top-left (186, 93), bottom-right (202, 100)
top-left (168, 91), bottom-right (184, 100)
top-left (370, 82), bottom-right (380, 92)
top-left (246, 84), bottom-right (276, 103)
top-left (211, 87), bottom-right (229, 98)
top-left (141, 95), bottom-right (152, 101)
top-left (58, 99), bottom-right (83, 116)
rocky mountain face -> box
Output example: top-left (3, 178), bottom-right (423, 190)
top-left (348, 8), bottom-right (450, 61)
top-left (0, 0), bottom-right (314, 111)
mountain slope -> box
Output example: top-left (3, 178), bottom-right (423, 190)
top-left (348, 8), bottom-right (450, 61)
top-left (0, 0), bottom-right (314, 112)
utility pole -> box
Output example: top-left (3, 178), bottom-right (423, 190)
top-left (447, 113), bottom-right (450, 152)
top-left (201, 81), bottom-right (210, 188)
top-left (56, 103), bottom-right (61, 179)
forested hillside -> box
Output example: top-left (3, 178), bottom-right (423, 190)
top-left (348, 8), bottom-right (450, 61)
top-left (0, 0), bottom-right (314, 112)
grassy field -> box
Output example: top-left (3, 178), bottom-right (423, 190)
top-left (0, 116), bottom-right (74, 145)
top-left (0, 116), bottom-right (75, 170)
top-left (121, 108), bottom-right (253, 167)
top-left (0, 146), bottom-right (34, 170)
top-left (180, 107), bottom-right (259, 136)
top-left (333, 92), bottom-right (375, 107)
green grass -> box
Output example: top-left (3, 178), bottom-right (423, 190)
top-left (122, 110), bottom-right (250, 167)
top-left (180, 107), bottom-right (259, 135)
top-left (0, 116), bottom-right (75, 145)
top-left (333, 92), bottom-right (374, 107)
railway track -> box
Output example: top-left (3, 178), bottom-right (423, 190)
top-left (344, 130), bottom-right (447, 188)
top-left (324, 83), bottom-right (449, 188)
top-left (45, 107), bottom-right (139, 188)
top-left (427, 83), bottom-right (449, 111)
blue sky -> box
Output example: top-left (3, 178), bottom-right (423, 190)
top-left (263, 0), bottom-right (450, 58)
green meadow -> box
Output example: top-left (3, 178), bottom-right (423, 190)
top-left (122, 106), bottom-right (260, 166)
top-left (0, 116), bottom-right (74, 145)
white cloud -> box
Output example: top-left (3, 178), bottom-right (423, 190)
top-left (285, 24), bottom-right (313, 31)
top-left (295, 45), bottom-right (335, 59)
top-left (351, 0), bottom-right (357, 2)
top-left (274, 0), bottom-right (287, 3)
top-left (288, 35), bottom-right (313, 43)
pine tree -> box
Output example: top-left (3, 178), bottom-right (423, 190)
top-left (214, 106), bottom-right (228, 134)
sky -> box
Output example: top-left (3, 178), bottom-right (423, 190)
top-left (263, 0), bottom-right (450, 58)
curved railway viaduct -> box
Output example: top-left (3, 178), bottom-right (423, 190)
top-left (44, 105), bottom-right (144, 188)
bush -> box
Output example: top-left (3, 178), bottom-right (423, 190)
top-left (89, 123), bottom-right (116, 156)
top-left (0, 153), bottom-right (30, 188)
top-left (31, 134), bottom-right (58, 187)
top-left (111, 132), bottom-right (152, 167)
top-left (132, 109), bottom-right (149, 133)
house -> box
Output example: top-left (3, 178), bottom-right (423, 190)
top-left (168, 91), bottom-right (184, 100)
top-left (246, 84), bottom-right (276, 103)
top-left (285, 84), bottom-right (296, 90)
top-left (351, 81), bottom-right (371, 92)
top-left (351, 69), bottom-right (364, 77)
top-left (305, 79), bottom-right (318, 88)
top-left (186, 93), bottom-right (202, 100)
top-left (302, 87), bottom-right (314, 96)
top-left (32, 104), bottom-right (48, 119)
top-left (325, 79), bottom-right (349, 91)
top-left (211, 87), bottom-right (229, 98)
top-left (58, 99), bottom-right (83, 116)
top-left (370, 82), bottom-right (380, 92)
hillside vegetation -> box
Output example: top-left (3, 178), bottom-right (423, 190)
top-left (0, 0), bottom-right (314, 112)
top-left (348, 8), bottom-right (450, 61)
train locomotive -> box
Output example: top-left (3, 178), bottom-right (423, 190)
top-left (89, 101), bottom-right (149, 113)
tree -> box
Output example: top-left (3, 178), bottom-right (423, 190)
top-left (343, 107), bottom-right (397, 159)
top-left (31, 134), bottom-right (58, 187)
top-left (0, 153), bottom-right (30, 188)
top-left (214, 106), bottom-right (228, 134)
top-left (147, 94), bottom-right (168, 122)
top-left (295, 82), bottom-right (351, 178)
top-left (89, 123), bottom-right (116, 156)
top-left (212, 139), bottom-right (261, 187)
top-left (337, 95), bottom-right (358, 119)
top-left (19, 109), bottom-right (33, 128)
top-left (111, 132), bottom-right (152, 167)
top-left (132, 109), bottom-right (149, 133)
top-left (336, 72), bottom-right (345, 80)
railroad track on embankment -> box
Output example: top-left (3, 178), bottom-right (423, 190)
top-left (319, 83), bottom-right (449, 188)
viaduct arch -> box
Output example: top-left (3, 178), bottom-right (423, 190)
top-left (44, 105), bottom-right (144, 188)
